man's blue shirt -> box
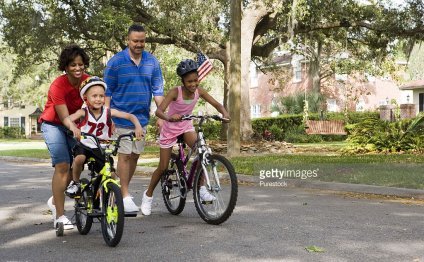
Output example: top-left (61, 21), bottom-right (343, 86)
top-left (104, 48), bottom-right (164, 128)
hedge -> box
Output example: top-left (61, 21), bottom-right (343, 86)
top-left (0, 127), bottom-right (25, 139)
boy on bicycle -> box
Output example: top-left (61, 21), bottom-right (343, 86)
top-left (140, 59), bottom-right (230, 216)
top-left (63, 76), bottom-right (143, 197)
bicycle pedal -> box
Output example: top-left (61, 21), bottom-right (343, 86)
top-left (201, 201), bottom-right (213, 205)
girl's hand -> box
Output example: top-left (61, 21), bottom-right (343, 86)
top-left (222, 113), bottom-right (231, 123)
top-left (168, 114), bottom-right (182, 122)
top-left (134, 126), bottom-right (144, 140)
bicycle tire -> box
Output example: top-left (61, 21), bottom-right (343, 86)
top-left (193, 154), bottom-right (238, 225)
top-left (101, 183), bottom-right (124, 247)
top-left (75, 178), bottom-right (93, 235)
top-left (161, 153), bottom-right (187, 215)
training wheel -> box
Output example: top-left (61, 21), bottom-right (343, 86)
top-left (56, 222), bottom-right (64, 237)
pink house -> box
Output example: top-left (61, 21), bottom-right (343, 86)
top-left (249, 52), bottom-right (407, 118)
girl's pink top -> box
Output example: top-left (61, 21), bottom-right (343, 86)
top-left (160, 86), bottom-right (199, 142)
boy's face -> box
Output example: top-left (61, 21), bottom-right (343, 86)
top-left (85, 85), bottom-right (105, 110)
top-left (182, 72), bottom-right (199, 93)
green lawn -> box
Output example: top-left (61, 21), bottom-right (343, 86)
top-left (0, 146), bottom-right (160, 159)
top-left (2, 143), bottom-right (424, 190)
top-left (229, 154), bottom-right (424, 189)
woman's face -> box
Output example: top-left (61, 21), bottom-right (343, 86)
top-left (65, 55), bottom-right (85, 79)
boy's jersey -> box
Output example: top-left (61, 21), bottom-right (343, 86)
top-left (78, 106), bottom-right (113, 148)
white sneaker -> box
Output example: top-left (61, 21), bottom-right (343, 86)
top-left (54, 215), bottom-right (74, 230)
top-left (140, 190), bottom-right (153, 216)
top-left (123, 196), bottom-right (139, 212)
top-left (47, 196), bottom-right (56, 221)
top-left (199, 186), bottom-right (216, 202)
top-left (65, 181), bottom-right (80, 198)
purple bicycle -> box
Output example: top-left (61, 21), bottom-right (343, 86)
top-left (160, 114), bottom-right (238, 225)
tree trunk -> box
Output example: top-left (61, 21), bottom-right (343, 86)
top-left (240, 2), bottom-right (276, 141)
top-left (309, 40), bottom-right (322, 93)
top-left (221, 53), bottom-right (230, 141)
top-left (227, 0), bottom-right (242, 156)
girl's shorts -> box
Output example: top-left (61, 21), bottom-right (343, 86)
top-left (159, 127), bottom-right (195, 149)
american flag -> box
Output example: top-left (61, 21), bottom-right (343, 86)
top-left (197, 52), bottom-right (213, 82)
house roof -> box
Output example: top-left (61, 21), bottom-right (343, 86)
top-left (29, 107), bottom-right (42, 117)
top-left (399, 79), bottom-right (424, 90)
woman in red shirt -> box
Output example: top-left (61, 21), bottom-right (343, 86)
top-left (39, 44), bottom-right (90, 230)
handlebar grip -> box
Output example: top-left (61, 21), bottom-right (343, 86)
top-left (66, 130), bottom-right (74, 137)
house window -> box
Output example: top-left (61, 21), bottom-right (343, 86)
top-left (9, 117), bottom-right (20, 127)
top-left (356, 99), bottom-right (365, 112)
top-left (250, 62), bottom-right (258, 88)
top-left (293, 61), bottom-right (302, 83)
top-left (4, 117), bottom-right (8, 127)
top-left (327, 99), bottom-right (338, 112)
top-left (251, 104), bottom-right (261, 118)
top-left (419, 93), bottom-right (424, 112)
top-left (21, 116), bottom-right (26, 130)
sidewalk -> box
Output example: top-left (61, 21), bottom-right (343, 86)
top-left (2, 155), bottom-right (424, 200)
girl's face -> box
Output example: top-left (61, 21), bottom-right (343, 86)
top-left (182, 72), bottom-right (199, 93)
top-left (65, 55), bottom-right (85, 80)
top-left (85, 85), bottom-right (105, 110)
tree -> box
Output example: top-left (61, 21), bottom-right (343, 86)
top-left (2, 0), bottom-right (424, 150)
top-left (228, 0), bottom-right (241, 156)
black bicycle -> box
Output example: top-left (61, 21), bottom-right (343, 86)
top-left (66, 132), bottom-right (135, 247)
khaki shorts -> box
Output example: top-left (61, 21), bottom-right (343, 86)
top-left (113, 127), bottom-right (146, 155)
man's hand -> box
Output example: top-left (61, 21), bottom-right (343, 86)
top-left (134, 126), bottom-right (144, 140)
top-left (156, 118), bottom-right (164, 132)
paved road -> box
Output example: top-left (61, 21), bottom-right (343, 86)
top-left (1, 159), bottom-right (424, 262)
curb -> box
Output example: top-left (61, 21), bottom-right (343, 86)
top-left (239, 174), bottom-right (424, 200)
top-left (3, 156), bottom-right (424, 200)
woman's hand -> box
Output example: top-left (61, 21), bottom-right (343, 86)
top-left (70, 125), bottom-right (81, 140)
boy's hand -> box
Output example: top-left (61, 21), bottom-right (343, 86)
top-left (134, 126), bottom-right (144, 140)
top-left (168, 114), bottom-right (182, 122)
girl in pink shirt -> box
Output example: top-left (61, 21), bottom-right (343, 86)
top-left (140, 59), bottom-right (230, 215)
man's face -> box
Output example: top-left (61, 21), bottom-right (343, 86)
top-left (128, 31), bottom-right (146, 56)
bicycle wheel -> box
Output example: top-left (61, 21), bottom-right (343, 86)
top-left (75, 178), bottom-right (93, 235)
top-left (100, 183), bottom-right (124, 247)
top-left (161, 153), bottom-right (187, 215)
top-left (193, 154), bottom-right (238, 225)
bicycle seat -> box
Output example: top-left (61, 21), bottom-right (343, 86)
top-left (177, 134), bottom-right (185, 144)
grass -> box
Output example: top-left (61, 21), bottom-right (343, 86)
top-left (0, 146), bottom-right (160, 159)
top-left (229, 154), bottom-right (424, 189)
top-left (0, 149), bottom-right (51, 159)
top-left (2, 141), bottom-right (424, 190)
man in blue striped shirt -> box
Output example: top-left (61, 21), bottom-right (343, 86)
top-left (104, 24), bottom-right (164, 213)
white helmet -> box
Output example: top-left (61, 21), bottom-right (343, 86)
top-left (79, 76), bottom-right (107, 100)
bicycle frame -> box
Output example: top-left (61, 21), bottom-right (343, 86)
top-left (174, 115), bottom-right (223, 192)
top-left (77, 132), bottom-right (134, 213)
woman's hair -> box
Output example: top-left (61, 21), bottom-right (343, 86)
top-left (58, 44), bottom-right (90, 71)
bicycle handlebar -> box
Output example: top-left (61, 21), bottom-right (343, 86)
top-left (67, 130), bottom-right (135, 155)
top-left (181, 114), bottom-right (229, 122)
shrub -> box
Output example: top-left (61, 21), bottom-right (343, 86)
top-left (0, 127), bottom-right (24, 139)
top-left (344, 116), bottom-right (424, 153)
top-left (284, 125), bottom-right (323, 143)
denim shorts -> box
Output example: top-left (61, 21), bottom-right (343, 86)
top-left (41, 122), bottom-right (77, 166)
